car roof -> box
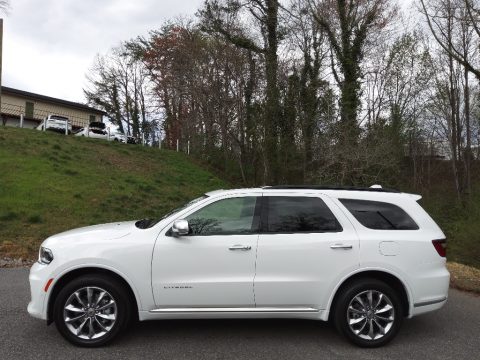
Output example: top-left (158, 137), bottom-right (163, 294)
top-left (264, 185), bottom-right (399, 193)
top-left (205, 186), bottom-right (421, 201)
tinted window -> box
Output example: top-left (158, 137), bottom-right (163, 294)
top-left (186, 197), bottom-right (259, 235)
top-left (339, 199), bottom-right (419, 230)
top-left (264, 197), bottom-right (342, 233)
top-left (51, 115), bottom-right (68, 120)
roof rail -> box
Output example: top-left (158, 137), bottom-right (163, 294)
top-left (262, 185), bottom-right (400, 193)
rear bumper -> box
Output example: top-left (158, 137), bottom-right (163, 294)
top-left (411, 297), bottom-right (447, 316)
top-left (409, 264), bottom-right (450, 317)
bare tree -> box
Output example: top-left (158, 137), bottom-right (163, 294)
top-left (199, 0), bottom-right (282, 183)
top-left (420, 0), bottom-right (480, 80)
top-left (420, 0), bottom-right (478, 199)
top-left (84, 44), bottom-right (156, 141)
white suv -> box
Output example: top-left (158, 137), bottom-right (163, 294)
top-left (28, 186), bottom-right (449, 347)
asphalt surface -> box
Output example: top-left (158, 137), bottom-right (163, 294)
top-left (1, 268), bottom-right (479, 360)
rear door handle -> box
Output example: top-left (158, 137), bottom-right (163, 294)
top-left (330, 244), bottom-right (353, 250)
top-left (229, 245), bottom-right (252, 251)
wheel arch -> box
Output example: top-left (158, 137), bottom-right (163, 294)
top-left (327, 269), bottom-right (411, 321)
top-left (46, 266), bottom-right (139, 325)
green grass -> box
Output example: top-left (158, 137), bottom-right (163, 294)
top-left (0, 127), bottom-right (227, 259)
top-left (1, 127), bottom-right (479, 270)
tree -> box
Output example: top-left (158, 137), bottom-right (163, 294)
top-left (135, 21), bottom-right (265, 183)
top-left (420, 0), bottom-right (478, 199)
top-left (310, 0), bottom-right (397, 145)
top-left (199, 0), bottom-right (282, 183)
top-left (84, 44), bottom-right (156, 141)
top-left (283, 0), bottom-right (332, 182)
top-left (420, 0), bottom-right (480, 80)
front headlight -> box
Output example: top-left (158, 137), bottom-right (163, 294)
top-left (39, 247), bottom-right (54, 265)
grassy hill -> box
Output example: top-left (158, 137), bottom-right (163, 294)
top-left (0, 127), bottom-right (227, 259)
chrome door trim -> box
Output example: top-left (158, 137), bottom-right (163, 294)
top-left (149, 307), bottom-right (319, 313)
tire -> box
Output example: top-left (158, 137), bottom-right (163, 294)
top-left (333, 278), bottom-right (403, 347)
top-left (53, 274), bottom-right (132, 347)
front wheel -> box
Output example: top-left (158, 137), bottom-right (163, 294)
top-left (333, 278), bottom-right (403, 347)
top-left (53, 274), bottom-right (132, 347)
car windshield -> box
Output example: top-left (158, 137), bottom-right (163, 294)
top-left (135, 195), bottom-right (208, 229)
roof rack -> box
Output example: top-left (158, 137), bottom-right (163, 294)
top-left (262, 185), bottom-right (400, 193)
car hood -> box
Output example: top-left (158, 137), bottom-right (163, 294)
top-left (43, 221), bottom-right (137, 247)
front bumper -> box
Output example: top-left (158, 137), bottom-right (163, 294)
top-left (27, 262), bottom-right (51, 321)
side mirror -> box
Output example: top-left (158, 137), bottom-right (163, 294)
top-left (172, 219), bottom-right (189, 236)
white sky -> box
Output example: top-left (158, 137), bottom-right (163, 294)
top-left (2, 0), bottom-right (204, 103)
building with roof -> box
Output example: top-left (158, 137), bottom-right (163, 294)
top-left (0, 86), bottom-right (106, 130)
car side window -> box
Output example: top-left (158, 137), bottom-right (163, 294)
top-left (264, 196), bottom-right (342, 233)
top-left (339, 199), bottom-right (419, 230)
top-left (186, 197), bottom-right (259, 236)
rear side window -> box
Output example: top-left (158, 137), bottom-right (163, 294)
top-left (339, 199), bottom-right (418, 230)
top-left (264, 196), bottom-right (342, 233)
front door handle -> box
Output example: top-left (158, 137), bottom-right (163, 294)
top-left (330, 244), bottom-right (353, 250)
top-left (229, 245), bottom-right (252, 251)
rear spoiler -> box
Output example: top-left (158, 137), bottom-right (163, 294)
top-left (404, 193), bottom-right (422, 201)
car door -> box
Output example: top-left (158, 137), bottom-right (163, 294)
top-left (151, 194), bottom-right (261, 308)
top-left (254, 193), bottom-right (360, 310)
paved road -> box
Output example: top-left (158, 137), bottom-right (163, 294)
top-left (1, 268), bottom-right (479, 360)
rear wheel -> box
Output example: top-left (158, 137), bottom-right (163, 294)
top-left (53, 274), bottom-right (132, 347)
top-left (333, 278), bottom-right (403, 347)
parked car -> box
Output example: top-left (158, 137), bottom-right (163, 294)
top-left (74, 122), bottom-right (108, 140)
top-left (36, 115), bottom-right (72, 134)
top-left (28, 185), bottom-right (449, 347)
top-left (108, 130), bottom-right (127, 143)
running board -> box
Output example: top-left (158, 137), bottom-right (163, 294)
top-left (149, 307), bottom-right (319, 314)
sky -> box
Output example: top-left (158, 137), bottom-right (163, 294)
top-left (2, 0), bottom-right (204, 103)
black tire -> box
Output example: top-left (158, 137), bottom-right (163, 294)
top-left (53, 274), bottom-right (132, 347)
top-left (333, 278), bottom-right (403, 347)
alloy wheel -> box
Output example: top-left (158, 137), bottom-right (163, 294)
top-left (347, 290), bottom-right (395, 341)
top-left (63, 286), bottom-right (117, 340)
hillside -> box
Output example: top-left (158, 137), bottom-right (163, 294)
top-left (1, 126), bottom-right (479, 273)
top-left (0, 127), bottom-right (227, 259)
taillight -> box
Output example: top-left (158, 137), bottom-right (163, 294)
top-left (432, 239), bottom-right (447, 257)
